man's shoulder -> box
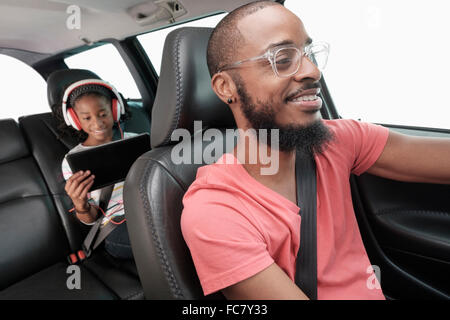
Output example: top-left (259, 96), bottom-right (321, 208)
top-left (183, 154), bottom-right (247, 210)
top-left (322, 118), bottom-right (387, 144)
top-left (181, 161), bottom-right (256, 243)
top-left (323, 118), bottom-right (362, 132)
top-left (323, 118), bottom-right (386, 132)
top-left (191, 153), bottom-right (241, 186)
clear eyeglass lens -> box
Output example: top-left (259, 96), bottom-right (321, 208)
top-left (274, 44), bottom-right (329, 77)
top-left (274, 48), bottom-right (301, 77)
top-left (307, 44), bottom-right (329, 71)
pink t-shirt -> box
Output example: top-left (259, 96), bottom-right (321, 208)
top-left (181, 119), bottom-right (389, 300)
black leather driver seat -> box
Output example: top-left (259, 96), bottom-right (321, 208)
top-left (124, 27), bottom-right (236, 299)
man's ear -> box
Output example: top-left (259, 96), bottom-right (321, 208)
top-left (211, 72), bottom-right (237, 105)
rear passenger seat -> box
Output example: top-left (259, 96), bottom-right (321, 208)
top-left (0, 99), bottom-right (150, 298)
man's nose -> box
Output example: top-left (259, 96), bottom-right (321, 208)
top-left (293, 55), bottom-right (321, 82)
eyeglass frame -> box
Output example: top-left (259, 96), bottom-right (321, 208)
top-left (217, 41), bottom-right (330, 78)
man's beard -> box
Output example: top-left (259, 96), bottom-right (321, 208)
top-left (236, 80), bottom-right (334, 156)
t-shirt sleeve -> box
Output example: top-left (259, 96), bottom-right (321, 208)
top-left (181, 186), bottom-right (274, 296)
top-left (61, 156), bottom-right (73, 181)
top-left (332, 119), bottom-right (390, 176)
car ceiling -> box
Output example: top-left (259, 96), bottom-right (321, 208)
top-left (0, 0), bottom-right (265, 55)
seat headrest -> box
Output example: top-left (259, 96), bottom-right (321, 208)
top-left (47, 69), bottom-right (101, 109)
top-left (151, 27), bottom-right (236, 148)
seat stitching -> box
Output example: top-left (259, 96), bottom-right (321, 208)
top-left (138, 159), bottom-right (184, 298)
top-left (162, 29), bottom-right (186, 146)
top-left (375, 208), bottom-right (450, 217)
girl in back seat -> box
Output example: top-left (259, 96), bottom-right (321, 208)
top-left (56, 79), bottom-right (135, 259)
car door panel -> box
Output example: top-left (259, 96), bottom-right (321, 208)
top-left (351, 126), bottom-right (450, 299)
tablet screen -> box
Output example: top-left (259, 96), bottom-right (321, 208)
top-left (66, 133), bottom-right (151, 190)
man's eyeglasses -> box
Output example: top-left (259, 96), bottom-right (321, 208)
top-left (218, 42), bottom-right (330, 78)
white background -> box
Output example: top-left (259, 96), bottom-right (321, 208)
top-left (1, 1), bottom-right (449, 129)
top-left (285, 0), bottom-right (450, 129)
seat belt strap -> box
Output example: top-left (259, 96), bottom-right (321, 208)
top-left (82, 218), bottom-right (102, 258)
top-left (98, 184), bottom-right (115, 212)
top-left (91, 220), bottom-right (119, 250)
top-left (82, 184), bottom-right (116, 257)
top-left (294, 151), bottom-right (318, 300)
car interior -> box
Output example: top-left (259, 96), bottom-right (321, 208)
top-left (0, 68), bottom-right (149, 299)
top-left (0, 0), bottom-right (449, 300)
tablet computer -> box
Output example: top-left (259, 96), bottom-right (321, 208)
top-left (66, 133), bottom-right (151, 190)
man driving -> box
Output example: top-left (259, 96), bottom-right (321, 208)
top-left (181, 1), bottom-right (450, 300)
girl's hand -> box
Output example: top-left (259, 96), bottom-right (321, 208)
top-left (64, 170), bottom-right (95, 211)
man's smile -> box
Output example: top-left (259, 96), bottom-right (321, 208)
top-left (285, 88), bottom-right (322, 112)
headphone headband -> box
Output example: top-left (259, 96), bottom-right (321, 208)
top-left (61, 79), bottom-right (125, 128)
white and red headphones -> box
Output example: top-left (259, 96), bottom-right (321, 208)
top-left (61, 79), bottom-right (125, 131)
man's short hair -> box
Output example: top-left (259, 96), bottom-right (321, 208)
top-left (206, 1), bottom-right (282, 77)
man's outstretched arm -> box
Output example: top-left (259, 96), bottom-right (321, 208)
top-left (367, 130), bottom-right (450, 184)
top-left (221, 263), bottom-right (309, 300)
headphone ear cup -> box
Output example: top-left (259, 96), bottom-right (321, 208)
top-left (67, 108), bottom-right (82, 131)
top-left (112, 98), bottom-right (119, 122)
